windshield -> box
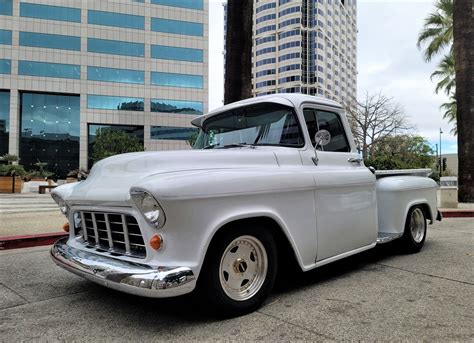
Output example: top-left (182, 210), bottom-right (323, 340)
top-left (193, 102), bottom-right (305, 149)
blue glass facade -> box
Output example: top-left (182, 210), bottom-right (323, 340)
top-left (0, 0), bottom-right (13, 16)
top-left (20, 32), bottom-right (81, 51)
top-left (87, 95), bottom-right (144, 111)
top-left (88, 10), bottom-right (144, 30)
top-left (151, 18), bottom-right (203, 36)
top-left (0, 29), bottom-right (11, 44)
top-left (88, 66), bottom-right (145, 84)
top-left (151, 99), bottom-right (203, 115)
top-left (20, 3), bottom-right (81, 23)
top-left (0, 59), bottom-right (10, 74)
top-left (150, 126), bottom-right (197, 140)
top-left (151, 45), bottom-right (203, 62)
top-left (151, 72), bottom-right (203, 88)
top-left (0, 91), bottom-right (9, 155)
top-left (88, 38), bottom-right (145, 57)
top-left (19, 61), bottom-right (80, 79)
top-left (151, 0), bottom-right (203, 10)
top-left (20, 92), bottom-right (80, 177)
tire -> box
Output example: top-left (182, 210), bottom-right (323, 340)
top-left (400, 205), bottom-right (427, 253)
top-left (197, 225), bottom-right (277, 317)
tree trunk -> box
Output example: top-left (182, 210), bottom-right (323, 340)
top-left (453, 0), bottom-right (474, 202)
top-left (224, 0), bottom-right (253, 104)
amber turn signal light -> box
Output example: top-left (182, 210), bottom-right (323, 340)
top-left (149, 234), bottom-right (163, 250)
top-left (62, 222), bottom-right (70, 232)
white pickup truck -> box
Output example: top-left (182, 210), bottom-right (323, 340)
top-left (51, 94), bottom-right (440, 316)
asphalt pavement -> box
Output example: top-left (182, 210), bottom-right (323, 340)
top-left (0, 218), bottom-right (472, 341)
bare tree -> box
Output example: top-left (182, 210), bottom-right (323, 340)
top-left (347, 92), bottom-right (412, 159)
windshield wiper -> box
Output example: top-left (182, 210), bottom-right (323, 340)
top-left (203, 143), bottom-right (257, 150)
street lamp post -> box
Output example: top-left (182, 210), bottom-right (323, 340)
top-left (439, 128), bottom-right (443, 177)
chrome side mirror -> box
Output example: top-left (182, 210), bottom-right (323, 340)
top-left (312, 129), bottom-right (331, 166)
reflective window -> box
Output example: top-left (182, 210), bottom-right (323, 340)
top-left (0, 0), bottom-right (13, 15)
top-left (151, 0), bottom-right (203, 10)
top-left (151, 72), bottom-right (203, 88)
top-left (20, 92), bottom-right (80, 177)
top-left (303, 109), bottom-right (350, 152)
top-left (87, 95), bottom-right (144, 111)
top-left (88, 66), bottom-right (144, 84)
top-left (20, 3), bottom-right (81, 23)
top-left (88, 124), bottom-right (143, 168)
top-left (20, 32), bottom-right (81, 51)
top-left (88, 38), bottom-right (144, 57)
top-left (19, 61), bottom-right (80, 79)
top-left (150, 126), bottom-right (197, 140)
top-left (151, 99), bottom-right (203, 115)
top-left (0, 29), bottom-right (12, 45)
top-left (88, 10), bottom-right (144, 30)
top-left (151, 45), bottom-right (203, 62)
top-left (151, 18), bottom-right (203, 36)
top-left (0, 91), bottom-right (9, 155)
top-left (0, 59), bottom-right (10, 74)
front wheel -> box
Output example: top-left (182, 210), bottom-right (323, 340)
top-left (400, 206), bottom-right (427, 253)
top-left (197, 226), bottom-right (277, 317)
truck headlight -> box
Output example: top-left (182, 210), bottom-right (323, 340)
top-left (131, 190), bottom-right (166, 229)
top-left (51, 193), bottom-right (69, 217)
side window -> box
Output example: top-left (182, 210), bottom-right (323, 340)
top-left (315, 110), bottom-right (350, 152)
top-left (303, 109), bottom-right (317, 146)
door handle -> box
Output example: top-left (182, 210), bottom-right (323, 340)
top-left (348, 157), bottom-right (363, 164)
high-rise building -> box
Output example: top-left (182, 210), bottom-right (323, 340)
top-left (252, 0), bottom-right (357, 104)
top-left (0, 0), bottom-right (208, 177)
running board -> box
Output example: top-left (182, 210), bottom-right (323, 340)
top-left (376, 232), bottom-right (403, 244)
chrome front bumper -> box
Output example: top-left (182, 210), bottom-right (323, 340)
top-left (51, 237), bottom-right (196, 298)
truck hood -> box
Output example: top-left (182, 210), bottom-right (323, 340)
top-left (61, 149), bottom-right (281, 203)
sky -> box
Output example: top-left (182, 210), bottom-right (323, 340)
top-left (207, 0), bottom-right (457, 154)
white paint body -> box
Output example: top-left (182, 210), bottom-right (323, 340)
top-left (53, 94), bottom-right (438, 294)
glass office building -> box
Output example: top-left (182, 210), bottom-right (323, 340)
top-left (252, 0), bottom-right (357, 105)
top-left (0, 0), bottom-right (208, 177)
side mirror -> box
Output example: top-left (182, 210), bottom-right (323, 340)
top-left (312, 129), bottom-right (331, 166)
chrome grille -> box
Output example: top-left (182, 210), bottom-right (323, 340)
top-left (75, 211), bottom-right (146, 258)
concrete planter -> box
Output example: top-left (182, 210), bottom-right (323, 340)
top-left (0, 176), bottom-right (24, 194)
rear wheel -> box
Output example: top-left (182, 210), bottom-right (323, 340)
top-left (400, 206), bottom-right (427, 253)
top-left (197, 226), bottom-right (277, 317)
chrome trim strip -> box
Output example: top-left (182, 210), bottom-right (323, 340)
top-left (104, 213), bottom-right (114, 250)
top-left (376, 232), bottom-right (403, 244)
top-left (51, 238), bottom-right (196, 298)
top-left (80, 211), bottom-right (88, 241)
top-left (91, 212), bottom-right (100, 246)
top-left (121, 214), bottom-right (131, 255)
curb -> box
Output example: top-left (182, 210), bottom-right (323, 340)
top-left (440, 209), bottom-right (474, 218)
top-left (0, 232), bottom-right (67, 250)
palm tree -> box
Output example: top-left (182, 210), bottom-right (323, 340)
top-left (453, 0), bottom-right (474, 202)
top-left (417, 0), bottom-right (453, 62)
top-left (430, 52), bottom-right (455, 96)
top-left (224, 0), bottom-right (253, 104)
top-left (440, 94), bottom-right (457, 134)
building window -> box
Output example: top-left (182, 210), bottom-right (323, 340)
top-left (279, 6), bottom-right (300, 17)
top-left (151, 18), bottom-right (203, 36)
top-left (0, 29), bottom-right (11, 45)
top-left (151, 0), bottom-right (203, 10)
top-left (278, 64), bottom-right (300, 73)
top-left (255, 35), bottom-right (276, 45)
top-left (255, 69), bottom-right (276, 77)
top-left (0, 59), bottom-right (10, 74)
top-left (87, 66), bottom-right (144, 84)
top-left (279, 41), bottom-right (300, 50)
top-left (256, 3), bottom-right (276, 13)
top-left (256, 13), bottom-right (276, 24)
top-left (151, 72), bottom-right (203, 89)
top-left (20, 3), bottom-right (81, 23)
top-left (87, 95), bottom-right (144, 111)
top-left (88, 124), bottom-right (144, 168)
top-left (256, 47), bottom-right (276, 56)
top-left (256, 58), bottom-right (276, 67)
top-left (278, 75), bottom-right (300, 83)
top-left (20, 92), bottom-right (80, 178)
top-left (0, 0), bottom-right (12, 15)
top-left (0, 91), bottom-right (9, 155)
top-left (88, 10), bottom-right (144, 30)
top-left (279, 29), bottom-right (300, 40)
top-left (150, 126), bottom-right (197, 141)
top-left (88, 38), bottom-right (144, 57)
top-left (151, 45), bottom-right (203, 62)
top-left (278, 52), bottom-right (300, 62)
top-left (20, 32), bottom-right (81, 51)
top-left (19, 61), bottom-right (80, 79)
top-left (279, 18), bottom-right (300, 29)
top-left (256, 80), bottom-right (276, 88)
top-left (256, 25), bottom-right (276, 35)
top-left (151, 99), bottom-right (203, 115)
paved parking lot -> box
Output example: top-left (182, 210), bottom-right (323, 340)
top-left (1, 218), bottom-right (472, 341)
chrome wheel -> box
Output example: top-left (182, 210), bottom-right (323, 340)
top-left (410, 208), bottom-right (425, 243)
top-left (219, 235), bottom-right (268, 301)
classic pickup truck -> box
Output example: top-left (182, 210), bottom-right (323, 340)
top-left (51, 94), bottom-right (440, 315)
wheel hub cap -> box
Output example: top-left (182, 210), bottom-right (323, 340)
top-left (410, 208), bottom-right (425, 243)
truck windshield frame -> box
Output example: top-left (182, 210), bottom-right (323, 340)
top-left (193, 102), bottom-right (305, 149)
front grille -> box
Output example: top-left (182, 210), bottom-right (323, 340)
top-left (75, 211), bottom-right (146, 258)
